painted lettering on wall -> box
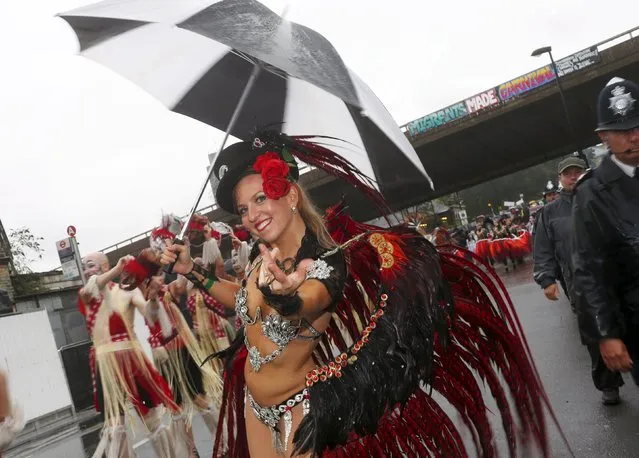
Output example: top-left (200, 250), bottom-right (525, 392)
top-left (407, 102), bottom-right (468, 137)
top-left (465, 88), bottom-right (500, 114)
top-left (403, 46), bottom-right (601, 139)
top-left (498, 65), bottom-right (556, 102)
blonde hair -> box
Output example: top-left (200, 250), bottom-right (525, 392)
top-left (294, 183), bottom-right (337, 250)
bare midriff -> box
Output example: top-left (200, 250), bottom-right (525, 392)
top-left (242, 274), bottom-right (331, 406)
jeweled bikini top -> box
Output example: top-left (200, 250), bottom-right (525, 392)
top-left (236, 232), bottom-right (345, 372)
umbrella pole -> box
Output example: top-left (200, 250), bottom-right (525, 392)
top-left (176, 64), bottom-right (262, 242)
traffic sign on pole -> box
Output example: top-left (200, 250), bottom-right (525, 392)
top-left (67, 225), bottom-right (77, 237)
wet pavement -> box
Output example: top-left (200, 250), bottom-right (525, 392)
top-left (12, 261), bottom-right (639, 457)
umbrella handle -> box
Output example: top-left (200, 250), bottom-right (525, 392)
top-left (163, 238), bottom-right (185, 275)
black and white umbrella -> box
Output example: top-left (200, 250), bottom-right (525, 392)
top-left (59, 0), bottom-right (432, 227)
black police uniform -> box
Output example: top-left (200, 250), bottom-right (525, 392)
top-left (572, 77), bottom-right (639, 391)
top-left (533, 189), bottom-right (575, 304)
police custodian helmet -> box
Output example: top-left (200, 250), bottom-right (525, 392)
top-left (595, 77), bottom-right (639, 132)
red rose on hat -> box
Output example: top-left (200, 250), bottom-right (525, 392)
top-left (253, 152), bottom-right (291, 200)
top-left (263, 177), bottom-right (291, 200)
top-left (253, 152), bottom-right (281, 173)
top-left (262, 158), bottom-right (289, 179)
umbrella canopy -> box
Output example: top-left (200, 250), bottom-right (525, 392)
top-left (59, 0), bottom-right (432, 204)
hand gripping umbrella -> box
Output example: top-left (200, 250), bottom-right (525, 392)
top-left (59, 0), bottom-right (433, 243)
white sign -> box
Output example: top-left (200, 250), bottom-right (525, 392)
top-left (56, 238), bottom-right (74, 261)
top-left (504, 201), bottom-right (516, 208)
top-left (61, 261), bottom-right (81, 281)
top-left (56, 238), bottom-right (81, 281)
top-left (556, 48), bottom-right (600, 78)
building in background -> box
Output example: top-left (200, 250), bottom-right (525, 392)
top-left (12, 270), bottom-right (85, 348)
top-left (0, 219), bottom-right (16, 315)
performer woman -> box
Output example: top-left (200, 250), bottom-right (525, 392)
top-left (143, 273), bottom-right (222, 457)
top-left (79, 251), bottom-right (179, 458)
top-left (162, 131), bottom-right (561, 457)
top-left (148, 218), bottom-right (225, 457)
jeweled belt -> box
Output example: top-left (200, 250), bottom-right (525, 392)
top-left (246, 387), bottom-right (310, 453)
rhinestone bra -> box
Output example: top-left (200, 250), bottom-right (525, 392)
top-left (235, 257), bottom-right (328, 372)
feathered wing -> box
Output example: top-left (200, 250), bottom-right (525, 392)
top-left (292, 207), bottom-right (562, 457)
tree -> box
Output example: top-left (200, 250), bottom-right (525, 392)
top-left (8, 227), bottom-right (44, 274)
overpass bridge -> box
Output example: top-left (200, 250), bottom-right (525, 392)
top-left (101, 27), bottom-right (639, 265)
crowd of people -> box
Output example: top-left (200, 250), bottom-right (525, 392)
top-left (420, 210), bottom-right (533, 273)
top-left (468, 212), bottom-right (532, 271)
top-left (77, 215), bottom-right (252, 458)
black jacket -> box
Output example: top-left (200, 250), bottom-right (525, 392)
top-left (572, 156), bottom-right (639, 342)
top-left (533, 190), bottom-right (574, 292)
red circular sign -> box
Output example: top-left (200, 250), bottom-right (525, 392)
top-left (67, 225), bottom-right (77, 237)
top-left (59, 240), bottom-right (67, 249)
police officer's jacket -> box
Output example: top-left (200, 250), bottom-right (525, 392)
top-left (533, 190), bottom-right (574, 293)
top-left (572, 155), bottom-right (639, 342)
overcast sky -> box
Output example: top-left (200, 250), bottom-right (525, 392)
top-left (1, 0), bottom-right (637, 272)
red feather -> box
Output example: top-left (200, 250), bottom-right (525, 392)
top-left (187, 214), bottom-right (209, 234)
top-left (122, 258), bottom-right (151, 284)
top-left (150, 227), bottom-right (175, 241)
top-left (311, 209), bottom-right (570, 457)
top-left (233, 225), bottom-right (251, 242)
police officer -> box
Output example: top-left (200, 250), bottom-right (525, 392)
top-left (572, 77), bottom-right (639, 405)
top-left (542, 181), bottom-right (559, 204)
top-left (533, 156), bottom-right (586, 309)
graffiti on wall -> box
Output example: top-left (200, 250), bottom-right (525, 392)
top-left (406, 102), bottom-right (468, 137)
top-left (465, 88), bottom-right (500, 114)
top-left (404, 46), bottom-right (602, 139)
top-left (498, 65), bottom-right (556, 102)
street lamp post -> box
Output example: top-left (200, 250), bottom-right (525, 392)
top-left (531, 46), bottom-right (587, 164)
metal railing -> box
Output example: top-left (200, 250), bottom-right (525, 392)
top-left (591, 25), bottom-right (638, 51)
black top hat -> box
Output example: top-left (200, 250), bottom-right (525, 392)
top-left (211, 139), bottom-right (299, 213)
top-left (595, 77), bottom-right (639, 132)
